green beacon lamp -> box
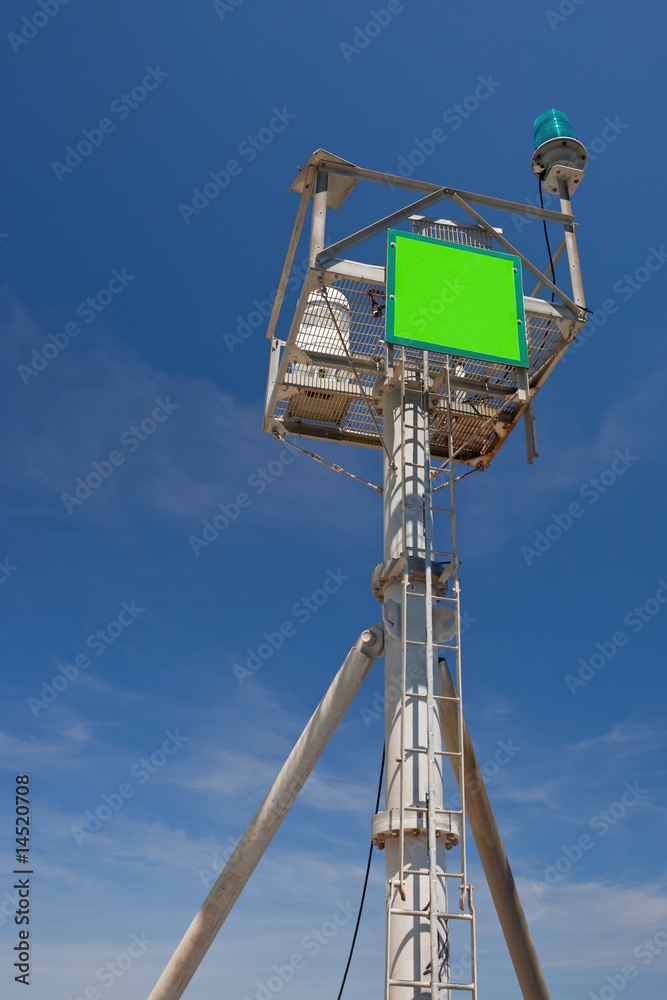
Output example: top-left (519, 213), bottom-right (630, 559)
top-left (531, 108), bottom-right (587, 196)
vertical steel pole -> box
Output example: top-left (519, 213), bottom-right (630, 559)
top-left (557, 178), bottom-right (585, 311)
top-left (378, 381), bottom-right (445, 1000)
top-left (309, 170), bottom-right (328, 266)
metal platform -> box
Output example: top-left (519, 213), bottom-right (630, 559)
top-left (263, 152), bottom-right (587, 468)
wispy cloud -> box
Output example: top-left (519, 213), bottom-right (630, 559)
top-left (571, 720), bottom-right (667, 756)
top-left (519, 877), bottom-right (667, 969)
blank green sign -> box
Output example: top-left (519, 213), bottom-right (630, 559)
top-left (385, 229), bottom-right (528, 367)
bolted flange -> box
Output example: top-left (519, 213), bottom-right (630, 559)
top-left (371, 808), bottom-right (460, 850)
top-left (371, 555), bottom-right (454, 602)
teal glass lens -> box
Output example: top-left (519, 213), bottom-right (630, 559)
top-left (533, 109), bottom-right (577, 149)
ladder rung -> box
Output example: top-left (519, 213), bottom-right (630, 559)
top-left (402, 502), bottom-right (454, 515)
top-left (404, 639), bottom-right (459, 649)
top-left (403, 587), bottom-right (455, 597)
top-left (388, 909), bottom-right (473, 923)
top-left (400, 870), bottom-right (465, 878)
top-left (388, 979), bottom-right (473, 991)
top-left (407, 692), bottom-right (460, 703)
top-left (402, 592), bottom-right (444, 600)
top-left (403, 747), bottom-right (461, 758)
top-left (402, 590), bottom-right (457, 604)
top-left (404, 806), bottom-right (463, 815)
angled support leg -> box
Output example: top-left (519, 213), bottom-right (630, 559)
top-left (438, 660), bottom-right (551, 1000)
top-left (148, 624), bottom-right (384, 1000)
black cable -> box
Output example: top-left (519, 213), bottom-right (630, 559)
top-left (335, 744), bottom-right (385, 1000)
top-left (538, 177), bottom-right (556, 302)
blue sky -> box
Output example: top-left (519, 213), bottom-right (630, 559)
top-left (2, 1), bottom-right (667, 998)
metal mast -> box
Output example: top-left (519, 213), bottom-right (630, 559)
top-left (372, 339), bottom-right (476, 1000)
top-left (149, 116), bottom-right (589, 1000)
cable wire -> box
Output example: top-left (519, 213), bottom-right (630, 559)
top-left (335, 744), bottom-right (385, 1000)
top-left (274, 433), bottom-right (383, 494)
top-left (538, 178), bottom-right (556, 302)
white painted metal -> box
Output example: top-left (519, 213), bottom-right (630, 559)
top-left (381, 379), bottom-right (442, 1000)
top-left (264, 164), bottom-right (315, 342)
top-left (374, 357), bottom-right (476, 1000)
top-left (147, 624), bottom-right (384, 1000)
top-left (557, 178), bottom-right (586, 311)
top-left (318, 258), bottom-right (386, 284)
top-left (289, 151), bottom-right (574, 222)
top-left (309, 169), bottom-right (328, 267)
top-left (315, 186), bottom-right (449, 266)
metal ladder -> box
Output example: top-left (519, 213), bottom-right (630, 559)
top-left (386, 349), bottom-right (477, 1000)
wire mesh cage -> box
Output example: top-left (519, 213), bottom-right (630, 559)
top-left (266, 219), bottom-right (573, 465)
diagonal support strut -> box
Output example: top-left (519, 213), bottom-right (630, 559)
top-left (147, 624), bottom-right (385, 1000)
top-left (438, 659), bottom-right (551, 1000)
top-left (451, 193), bottom-right (580, 317)
top-left (315, 187), bottom-right (450, 266)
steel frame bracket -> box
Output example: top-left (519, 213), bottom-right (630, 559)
top-left (371, 555), bottom-right (451, 601)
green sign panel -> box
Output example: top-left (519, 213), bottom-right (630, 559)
top-left (385, 229), bottom-right (528, 367)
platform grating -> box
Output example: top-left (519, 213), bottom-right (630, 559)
top-left (267, 221), bottom-right (574, 465)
